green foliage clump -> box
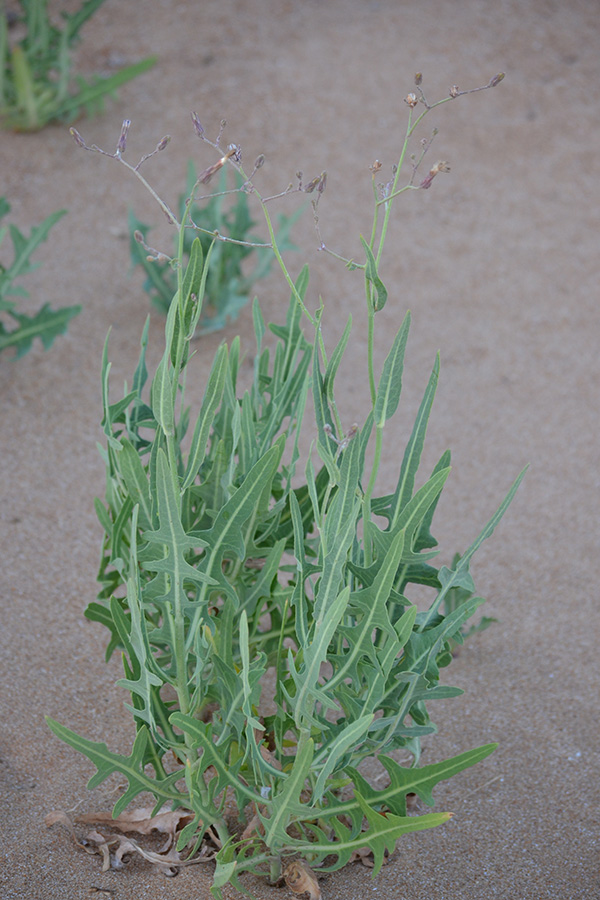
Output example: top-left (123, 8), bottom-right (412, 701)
top-left (130, 163), bottom-right (300, 334)
top-left (0, 0), bottom-right (155, 131)
top-left (47, 73), bottom-right (521, 898)
top-left (0, 197), bottom-right (80, 357)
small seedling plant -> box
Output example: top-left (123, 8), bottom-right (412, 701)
top-left (0, 0), bottom-right (155, 131)
top-left (0, 197), bottom-right (80, 356)
top-left (130, 160), bottom-right (301, 333)
top-left (47, 73), bottom-right (523, 898)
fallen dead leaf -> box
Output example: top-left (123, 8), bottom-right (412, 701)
top-left (74, 807), bottom-right (194, 852)
top-left (46, 808), bottom-right (216, 874)
top-left (283, 859), bottom-right (321, 899)
top-left (349, 844), bottom-right (393, 868)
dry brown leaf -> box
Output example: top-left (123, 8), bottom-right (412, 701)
top-left (283, 859), bottom-right (321, 899)
top-left (46, 808), bottom-right (215, 874)
top-left (349, 845), bottom-right (375, 868)
top-left (75, 806), bottom-right (194, 838)
top-left (45, 810), bottom-right (98, 855)
top-left (349, 844), bottom-right (393, 868)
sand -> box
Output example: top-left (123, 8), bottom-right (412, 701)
top-left (1, 1), bottom-right (598, 898)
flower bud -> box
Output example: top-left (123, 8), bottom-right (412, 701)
top-left (304, 174), bottom-right (320, 193)
top-left (414, 72), bottom-right (423, 86)
top-left (489, 72), bottom-right (505, 87)
top-left (190, 112), bottom-right (204, 137)
top-left (156, 135), bottom-right (171, 152)
top-left (69, 127), bottom-right (86, 148)
top-left (254, 154), bottom-right (265, 170)
top-left (117, 119), bottom-right (131, 153)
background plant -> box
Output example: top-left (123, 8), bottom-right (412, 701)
top-left (130, 160), bottom-right (301, 334)
top-left (47, 73), bottom-right (523, 899)
top-left (0, 196), bottom-right (80, 356)
top-left (0, 0), bottom-right (155, 131)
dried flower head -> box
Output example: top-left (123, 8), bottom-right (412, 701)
top-left (404, 92), bottom-right (418, 108)
top-left (370, 160), bottom-right (382, 175)
top-left (420, 160), bottom-right (450, 189)
top-left (196, 145), bottom-right (239, 185)
top-left (449, 84), bottom-right (460, 98)
top-left (227, 142), bottom-right (242, 163)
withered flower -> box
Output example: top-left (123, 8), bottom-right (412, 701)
top-left (420, 160), bottom-right (450, 189)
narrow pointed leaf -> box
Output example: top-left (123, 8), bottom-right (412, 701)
top-left (374, 312), bottom-right (411, 427)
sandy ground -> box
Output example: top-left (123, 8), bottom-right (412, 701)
top-left (1, 1), bottom-right (599, 898)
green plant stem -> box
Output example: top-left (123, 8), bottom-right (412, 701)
top-left (116, 152), bottom-right (179, 227)
top-left (256, 188), bottom-right (316, 326)
top-left (362, 423), bottom-right (383, 566)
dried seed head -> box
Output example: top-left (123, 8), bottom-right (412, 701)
top-left (117, 119), bottom-right (131, 153)
top-left (370, 160), bottom-right (382, 175)
top-left (404, 92), bottom-right (418, 108)
top-left (489, 72), bottom-right (505, 87)
top-left (69, 127), bottom-right (86, 148)
top-left (449, 84), bottom-right (460, 98)
top-left (414, 72), bottom-right (423, 86)
top-left (190, 112), bottom-right (204, 137)
top-left (156, 135), bottom-right (171, 152)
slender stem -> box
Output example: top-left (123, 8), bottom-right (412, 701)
top-left (108, 150), bottom-right (180, 225)
top-left (375, 108), bottom-right (413, 267)
top-left (256, 189), bottom-right (317, 328)
top-left (362, 423), bottom-right (383, 566)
